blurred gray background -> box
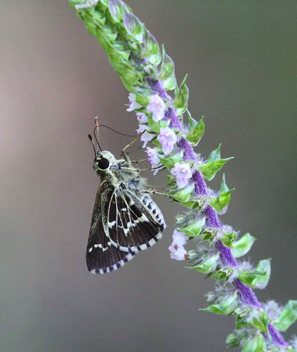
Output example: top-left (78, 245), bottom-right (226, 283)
top-left (1, 1), bottom-right (297, 351)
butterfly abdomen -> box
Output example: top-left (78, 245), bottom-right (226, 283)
top-left (141, 194), bottom-right (166, 232)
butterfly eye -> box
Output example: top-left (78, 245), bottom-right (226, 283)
top-left (98, 158), bottom-right (109, 170)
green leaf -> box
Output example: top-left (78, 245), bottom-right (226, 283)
top-left (226, 329), bottom-right (250, 348)
top-left (200, 291), bottom-right (238, 315)
top-left (159, 45), bottom-right (175, 82)
top-left (189, 253), bottom-right (220, 274)
top-left (159, 120), bottom-right (170, 128)
top-left (216, 266), bottom-right (237, 284)
top-left (209, 189), bottom-right (234, 212)
top-left (231, 233), bottom-right (256, 257)
top-left (108, 0), bottom-right (128, 22)
top-left (238, 259), bottom-right (271, 290)
top-left (185, 117), bottom-right (205, 146)
top-left (171, 183), bottom-right (195, 203)
top-left (274, 300), bottom-right (297, 331)
top-left (177, 217), bottom-right (205, 237)
top-left (198, 146), bottom-right (233, 181)
top-left (135, 94), bottom-right (149, 107)
top-left (143, 28), bottom-right (160, 56)
top-left (181, 200), bottom-right (200, 210)
top-left (208, 144), bottom-right (221, 162)
top-left (201, 227), bottom-right (219, 245)
top-left (250, 309), bottom-right (269, 332)
top-left (221, 232), bottom-right (237, 247)
top-left (123, 12), bottom-right (142, 37)
top-left (199, 158), bottom-right (233, 181)
top-left (173, 74), bottom-right (189, 115)
top-left (148, 51), bottom-right (162, 66)
top-left (220, 174), bottom-right (229, 193)
top-left (162, 74), bottom-right (176, 90)
top-left (146, 115), bottom-right (160, 133)
top-left (187, 110), bottom-right (199, 130)
top-left (254, 259), bottom-right (271, 290)
top-left (242, 333), bottom-right (266, 352)
top-left (158, 150), bottom-right (184, 170)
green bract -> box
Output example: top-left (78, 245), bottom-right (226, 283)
top-left (208, 174), bottom-right (234, 211)
top-left (238, 260), bottom-right (271, 290)
top-left (201, 227), bottom-right (219, 245)
top-left (171, 183), bottom-right (195, 203)
top-left (274, 300), bottom-right (297, 332)
top-left (209, 188), bottom-right (235, 212)
top-left (174, 75), bottom-right (189, 116)
top-left (188, 253), bottom-right (220, 274)
top-left (159, 150), bottom-right (184, 170)
top-left (158, 46), bottom-right (176, 87)
top-left (220, 231), bottom-right (237, 247)
top-left (185, 117), bottom-right (205, 146)
top-left (250, 309), bottom-right (270, 333)
top-left (231, 233), bottom-right (256, 258)
top-left (198, 145), bottom-right (233, 181)
top-left (215, 266), bottom-right (237, 284)
top-left (177, 217), bottom-right (205, 237)
top-left (226, 329), bottom-right (250, 348)
top-left (242, 333), bottom-right (266, 352)
top-left (200, 291), bottom-right (238, 315)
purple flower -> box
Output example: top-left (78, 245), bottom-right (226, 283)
top-left (147, 94), bottom-right (166, 121)
top-left (137, 125), bottom-right (154, 148)
top-left (146, 147), bottom-right (161, 174)
top-left (168, 230), bottom-right (188, 261)
top-left (136, 112), bottom-right (148, 123)
top-left (171, 162), bottom-right (192, 189)
top-left (262, 301), bottom-right (282, 321)
top-left (127, 93), bottom-right (142, 111)
top-left (157, 127), bottom-right (177, 155)
top-left (239, 260), bottom-right (254, 272)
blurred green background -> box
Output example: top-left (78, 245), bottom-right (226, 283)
top-left (1, 1), bottom-right (297, 351)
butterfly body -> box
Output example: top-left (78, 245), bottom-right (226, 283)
top-left (87, 150), bottom-right (166, 274)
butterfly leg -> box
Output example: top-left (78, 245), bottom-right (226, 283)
top-left (122, 135), bottom-right (141, 153)
top-left (121, 165), bottom-right (165, 173)
top-left (140, 189), bottom-right (177, 201)
top-left (121, 150), bottom-right (133, 167)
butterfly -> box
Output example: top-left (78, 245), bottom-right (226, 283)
top-left (86, 126), bottom-right (166, 275)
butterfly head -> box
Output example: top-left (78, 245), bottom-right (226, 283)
top-left (94, 151), bottom-right (116, 171)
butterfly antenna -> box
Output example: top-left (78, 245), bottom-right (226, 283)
top-left (88, 134), bottom-right (97, 157)
top-left (92, 117), bottom-right (137, 151)
top-left (97, 125), bottom-right (137, 138)
top-left (93, 117), bottom-right (103, 152)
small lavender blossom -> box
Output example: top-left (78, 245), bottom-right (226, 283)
top-left (262, 300), bottom-right (282, 321)
top-left (169, 230), bottom-right (188, 261)
top-left (171, 162), bottom-right (192, 189)
top-left (146, 147), bottom-right (161, 174)
top-left (157, 127), bottom-right (177, 155)
top-left (239, 260), bottom-right (254, 272)
top-left (137, 125), bottom-right (154, 148)
top-left (147, 94), bottom-right (166, 121)
top-left (136, 112), bottom-right (148, 123)
top-left (127, 93), bottom-right (142, 111)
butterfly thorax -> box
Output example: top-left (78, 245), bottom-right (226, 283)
top-left (93, 150), bottom-right (141, 190)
